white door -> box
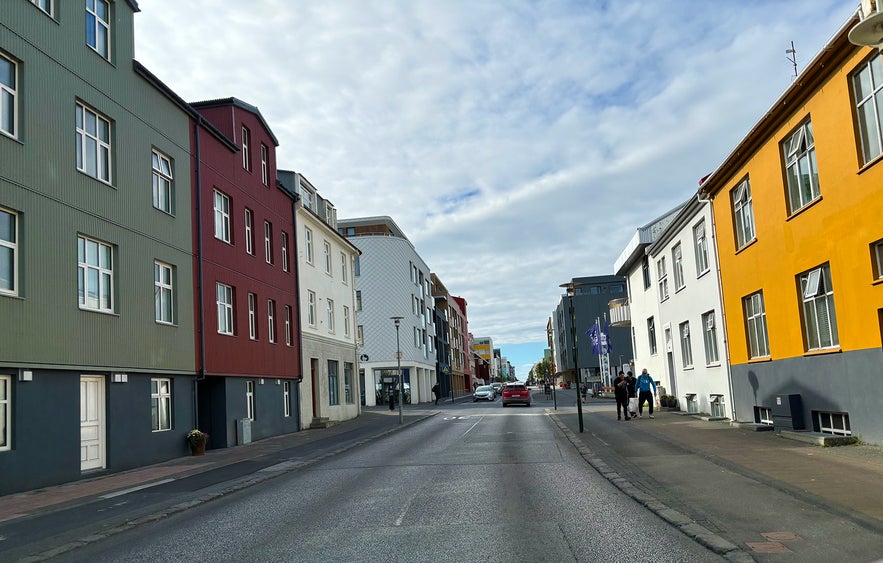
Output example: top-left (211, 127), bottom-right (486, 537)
top-left (80, 376), bottom-right (105, 471)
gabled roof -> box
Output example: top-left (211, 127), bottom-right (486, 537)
top-left (190, 97), bottom-right (280, 146)
top-left (612, 203), bottom-right (685, 276)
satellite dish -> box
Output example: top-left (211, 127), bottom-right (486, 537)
top-left (850, 9), bottom-right (883, 47)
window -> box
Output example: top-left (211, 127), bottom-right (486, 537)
top-left (357, 325), bottom-right (363, 345)
top-left (328, 360), bottom-right (339, 405)
top-left (154, 261), bottom-right (174, 324)
top-left (241, 126), bottom-right (251, 171)
top-left (327, 299), bottom-right (335, 333)
top-left (344, 306), bottom-right (351, 337)
top-left (307, 290), bottom-right (316, 326)
top-left (656, 257), bottom-right (669, 301)
top-left (151, 150), bottom-right (173, 214)
top-left (216, 283), bottom-right (234, 335)
top-left (85, 0), bottom-right (110, 60)
top-left (76, 102), bottom-right (111, 182)
top-left (264, 221), bottom-right (273, 264)
top-left (246, 380), bottom-right (255, 420)
top-left (642, 256), bottom-right (651, 290)
top-left (260, 144), bottom-right (269, 185)
top-left (783, 120), bottom-right (820, 214)
top-left (30, 0), bottom-right (52, 15)
top-left (324, 241), bottom-right (332, 274)
top-left (693, 220), bottom-right (709, 276)
top-left (344, 362), bottom-right (354, 404)
top-left (284, 305), bottom-right (292, 346)
top-left (799, 264), bottom-right (839, 350)
top-left (356, 290), bottom-right (362, 311)
top-left (679, 322), bottom-right (693, 367)
top-left (0, 207), bottom-right (18, 295)
top-left (0, 54), bottom-right (18, 139)
top-left (150, 378), bottom-right (171, 432)
top-left (756, 406), bottom-right (773, 426)
top-left (305, 227), bottom-right (313, 264)
top-left (672, 243), bottom-right (685, 291)
top-left (78, 235), bottom-right (113, 312)
top-left (816, 411), bottom-right (851, 436)
top-left (341, 252), bottom-right (348, 285)
top-left (248, 293), bottom-right (257, 340)
top-left (283, 381), bottom-right (291, 417)
top-left (732, 178), bottom-right (755, 249)
top-left (647, 317), bottom-right (657, 355)
top-left (281, 232), bottom-right (289, 272)
top-left (873, 239), bottom-right (883, 280)
top-left (0, 376), bottom-right (9, 450)
top-left (743, 291), bottom-right (770, 358)
top-left (354, 256), bottom-right (360, 276)
top-left (245, 209), bottom-right (254, 255)
top-left (852, 55), bottom-right (883, 165)
top-left (213, 190), bottom-right (231, 243)
top-left (702, 311), bottom-right (719, 365)
top-left (268, 299), bottom-right (276, 343)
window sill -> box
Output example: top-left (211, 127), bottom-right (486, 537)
top-left (79, 307), bottom-right (118, 317)
top-left (857, 152), bottom-right (883, 175)
top-left (785, 196), bottom-right (822, 222)
top-left (734, 237), bottom-right (758, 256)
top-left (682, 366), bottom-right (694, 371)
top-left (696, 269), bottom-right (711, 281)
top-left (747, 356), bottom-right (772, 363)
top-left (674, 285), bottom-right (686, 295)
top-left (872, 278), bottom-right (883, 286)
top-left (705, 362), bottom-right (722, 368)
top-left (803, 347), bottom-right (841, 357)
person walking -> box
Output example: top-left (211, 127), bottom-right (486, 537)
top-left (635, 368), bottom-right (657, 418)
top-left (614, 371), bottom-right (630, 420)
top-left (432, 383), bottom-right (440, 405)
top-left (626, 371), bottom-right (637, 418)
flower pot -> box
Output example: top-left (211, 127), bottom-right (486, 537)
top-left (190, 440), bottom-right (206, 456)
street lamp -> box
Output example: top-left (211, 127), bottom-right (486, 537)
top-left (391, 317), bottom-right (404, 425)
top-left (560, 282), bottom-right (584, 433)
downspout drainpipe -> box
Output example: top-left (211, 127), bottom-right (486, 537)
top-left (697, 190), bottom-right (737, 421)
top-left (194, 117), bottom-right (207, 430)
top-left (289, 182), bottom-right (304, 432)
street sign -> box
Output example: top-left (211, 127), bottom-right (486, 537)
top-left (382, 376), bottom-right (396, 383)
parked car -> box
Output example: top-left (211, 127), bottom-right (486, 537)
top-left (490, 382), bottom-right (503, 395)
top-left (501, 383), bottom-right (531, 407)
top-left (473, 385), bottom-right (496, 402)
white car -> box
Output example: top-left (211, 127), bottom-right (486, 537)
top-left (472, 385), bottom-right (496, 402)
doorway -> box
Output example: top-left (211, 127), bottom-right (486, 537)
top-left (80, 375), bottom-right (105, 471)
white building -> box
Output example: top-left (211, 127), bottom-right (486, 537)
top-left (338, 216), bottom-right (437, 406)
top-left (646, 196), bottom-right (733, 417)
top-left (280, 171), bottom-right (361, 428)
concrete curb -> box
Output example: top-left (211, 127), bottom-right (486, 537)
top-left (548, 411), bottom-right (755, 563)
top-left (16, 412), bottom-right (438, 563)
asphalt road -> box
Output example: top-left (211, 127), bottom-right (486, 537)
top-left (53, 401), bottom-right (722, 562)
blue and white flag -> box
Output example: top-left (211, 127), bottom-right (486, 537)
top-left (604, 322), bottom-right (613, 355)
top-left (587, 322), bottom-right (601, 355)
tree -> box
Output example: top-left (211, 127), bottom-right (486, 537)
top-left (531, 357), bottom-right (552, 385)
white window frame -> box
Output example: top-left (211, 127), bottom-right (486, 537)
top-left (817, 411), bottom-right (851, 436)
top-left (246, 380), bottom-right (255, 420)
top-left (78, 235), bottom-right (113, 312)
top-left (151, 149), bottom-right (173, 214)
top-left (732, 178), bottom-right (756, 249)
top-left (284, 305), bottom-right (292, 346)
top-left (154, 261), bottom-right (174, 325)
top-left (0, 375), bottom-right (10, 451)
top-left (85, 0), bottom-right (110, 60)
top-left (248, 293), bottom-right (257, 340)
top-left (873, 239), bottom-right (883, 280)
top-left (30, 0), bottom-right (53, 16)
top-left (344, 362), bottom-right (354, 404)
top-left (264, 221), bottom-right (272, 264)
top-left (268, 299), bottom-right (276, 343)
top-left (693, 220), bottom-right (709, 276)
top-left (281, 232), bottom-right (289, 272)
top-left (356, 290), bottom-right (362, 311)
top-left (305, 227), bottom-right (314, 264)
top-left (0, 207), bottom-right (18, 296)
top-left (216, 282), bottom-right (234, 335)
top-left (656, 257), bottom-right (669, 301)
top-left (744, 291), bottom-right (770, 358)
top-left (307, 290), bottom-right (316, 326)
top-left (0, 53), bottom-right (18, 139)
top-left (672, 243), bottom-right (685, 291)
top-left (852, 55), bottom-right (883, 165)
top-left (150, 378), bottom-right (172, 432)
top-left (679, 321), bottom-right (693, 368)
top-left (702, 311), bottom-right (719, 365)
top-left (341, 252), bottom-right (348, 285)
top-left (283, 381), bottom-right (291, 417)
top-left (344, 305), bottom-right (351, 337)
top-left (324, 241), bottom-right (332, 275)
top-left (213, 190), bottom-right (231, 243)
top-left (783, 120), bottom-right (820, 214)
top-left (244, 209), bottom-right (254, 255)
top-left (328, 360), bottom-right (339, 406)
top-left (327, 298), bottom-right (335, 333)
top-left (241, 126), bottom-right (251, 171)
top-left (261, 144), bottom-right (269, 185)
top-left (76, 102), bottom-right (111, 183)
top-left (799, 264), bottom-right (839, 351)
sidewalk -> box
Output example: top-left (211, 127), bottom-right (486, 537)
top-left (548, 393), bottom-right (883, 561)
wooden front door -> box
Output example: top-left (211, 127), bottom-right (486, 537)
top-left (80, 376), bottom-right (105, 471)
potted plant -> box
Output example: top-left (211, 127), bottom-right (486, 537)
top-left (187, 429), bottom-right (208, 456)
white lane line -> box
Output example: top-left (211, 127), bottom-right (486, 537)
top-left (394, 489), bottom-right (419, 527)
top-left (461, 417), bottom-right (483, 438)
top-left (99, 478), bottom-right (176, 499)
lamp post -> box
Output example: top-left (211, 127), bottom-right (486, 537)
top-left (560, 283), bottom-right (584, 433)
top-left (391, 317), bottom-right (404, 425)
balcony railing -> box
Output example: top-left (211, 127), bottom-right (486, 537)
top-left (608, 298), bottom-right (631, 327)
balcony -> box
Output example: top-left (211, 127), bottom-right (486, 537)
top-left (608, 298), bottom-right (631, 327)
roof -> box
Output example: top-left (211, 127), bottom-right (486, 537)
top-left (190, 97), bottom-right (280, 146)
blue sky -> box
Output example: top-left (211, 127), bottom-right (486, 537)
top-left (134, 0), bottom-right (856, 378)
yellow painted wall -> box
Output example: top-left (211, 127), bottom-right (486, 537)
top-left (712, 45), bottom-right (883, 366)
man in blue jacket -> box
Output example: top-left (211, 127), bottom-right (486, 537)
top-left (635, 368), bottom-right (657, 419)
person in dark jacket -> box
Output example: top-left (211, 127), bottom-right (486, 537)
top-left (432, 383), bottom-right (440, 405)
top-left (614, 371), bottom-right (630, 421)
top-left (626, 371), bottom-right (637, 418)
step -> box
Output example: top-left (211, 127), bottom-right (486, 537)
top-left (777, 429), bottom-right (859, 446)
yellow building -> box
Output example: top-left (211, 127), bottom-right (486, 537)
top-left (700, 12), bottom-right (883, 442)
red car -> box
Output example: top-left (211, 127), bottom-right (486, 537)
top-left (501, 383), bottom-right (531, 407)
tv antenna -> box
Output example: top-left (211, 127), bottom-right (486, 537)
top-left (785, 41), bottom-right (798, 79)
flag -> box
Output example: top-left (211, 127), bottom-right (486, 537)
top-left (604, 322), bottom-right (613, 355)
top-left (587, 322), bottom-right (601, 354)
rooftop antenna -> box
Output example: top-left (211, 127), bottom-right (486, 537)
top-left (785, 41), bottom-right (798, 79)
